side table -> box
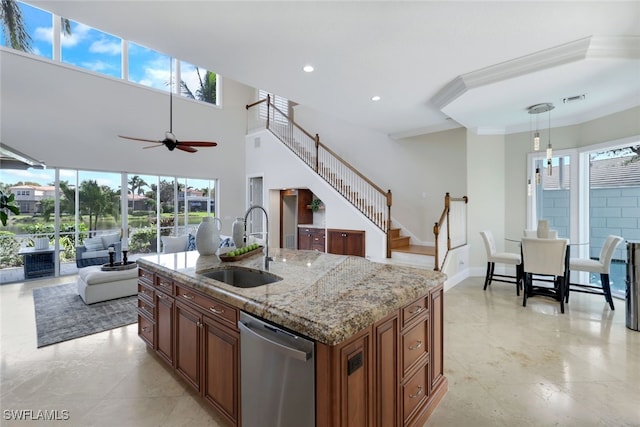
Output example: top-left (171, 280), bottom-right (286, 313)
top-left (18, 246), bottom-right (55, 279)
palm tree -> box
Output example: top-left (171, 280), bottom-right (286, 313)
top-left (128, 175), bottom-right (148, 211)
top-left (181, 68), bottom-right (217, 104)
top-left (1, 0), bottom-right (71, 52)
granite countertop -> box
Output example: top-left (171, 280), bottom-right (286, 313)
top-left (136, 248), bottom-right (446, 345)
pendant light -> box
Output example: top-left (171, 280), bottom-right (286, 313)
top-left (528, 102), bottom-right (555, 179)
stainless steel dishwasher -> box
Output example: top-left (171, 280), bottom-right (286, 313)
top-left (238, 311), bottom-right (315, 427)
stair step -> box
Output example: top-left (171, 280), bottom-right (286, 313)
top-left (390, 236), bottom-right (411, 249)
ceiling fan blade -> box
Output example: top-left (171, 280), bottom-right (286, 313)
top-left (143, 144), bottom-right (163, 149)
top-left (118, 135), bottom-right (162, 143)
top-left (176, 145), bottom-right (198, 153)
top-left (178, 141), bottom-right (218, 147)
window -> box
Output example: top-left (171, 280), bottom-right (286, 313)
top-left (61, 20), bottom-right (121, 78)
top-left (180, 60), bottom-right (217, 105)
top-left (127, 42), bottom-right (171, 91)
top-left (0, 1), bottom-right (52, 58)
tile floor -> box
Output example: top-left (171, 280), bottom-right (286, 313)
top-left (1, 275), bottom-right (639, 426)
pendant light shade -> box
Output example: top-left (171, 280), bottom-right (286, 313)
top-left (528, 103), bottom-right (555, 189)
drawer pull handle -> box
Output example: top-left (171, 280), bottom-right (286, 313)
top-left (409, 306), bottom-right (424, 314)
top-left (141, 327), bottom-right (150, 333)
top-left (409, 340), bottom-right (423, 350)
top-left (157, 293), bottom-right (165, 300)
top-left (409, 385), bottom-right (423, 399)
top-left (210, 306), bottom-right (224, 314)
top-left (181, 294), bottom-right (194, 300)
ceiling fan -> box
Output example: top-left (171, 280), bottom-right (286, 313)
top-left (118, 59), bottom-right (218, 153)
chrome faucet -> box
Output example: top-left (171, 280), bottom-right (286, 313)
top-left (244, 205), bottom-right (272, 270)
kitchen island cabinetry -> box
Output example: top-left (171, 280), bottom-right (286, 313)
top-left (137, 249), bottom-right (446, 427)
top-left (138, 267), bottom-right (239, 427)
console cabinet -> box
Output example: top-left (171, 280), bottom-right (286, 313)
top-left (298, 227), bottom-right (326, 252)
top-left (327, 228), bottom-right (365, 257)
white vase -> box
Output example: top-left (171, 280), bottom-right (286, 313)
top-left (232, 217), bottom-right (245, 248)
top-left (196, 217), bottom-right (221, 255)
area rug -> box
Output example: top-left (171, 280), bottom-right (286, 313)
top-left (33, 283), bottom-right (137, 348)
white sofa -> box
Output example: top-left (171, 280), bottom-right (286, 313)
top-left (75, 233), bottom-right (122, 268)
top-left (76, 265), bottom-right (138, 304)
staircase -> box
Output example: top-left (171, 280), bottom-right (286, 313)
top-left (246, 96), bottom-right (468, 268)
top-left (247, 95), bottom-right (393, 256)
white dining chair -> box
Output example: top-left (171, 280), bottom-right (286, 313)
top-left (567, 235), bottom-right (623, 310)
top-left (480, 230), bottom-right (522, 295)
top-left (521, 237), bottom-right (569, 313)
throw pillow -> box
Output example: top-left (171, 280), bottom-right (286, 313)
top-left (101, 233), bottom-right (120, 248)
top-left (162, 235), bottom-right (189, 254)
top-left (187, 233), bottom-right (196, 251)
top-left (83, 237), bottom-right (105, 251)
top-left (219, 235), bottom-right (235, 248)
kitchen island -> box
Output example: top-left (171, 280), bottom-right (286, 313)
top-left (136, 248), bottom-right (447, 426)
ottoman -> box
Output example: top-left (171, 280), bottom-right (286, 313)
top-left (77, 265), bottom-right (138, 304)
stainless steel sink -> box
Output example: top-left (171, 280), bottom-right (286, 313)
top-left (199, 267), bottom-right (282, 288)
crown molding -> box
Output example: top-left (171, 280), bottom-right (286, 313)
top-left (431, 35), bottom-right (639, 111)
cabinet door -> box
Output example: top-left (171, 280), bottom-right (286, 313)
top-left (298, 228), bottom-right (313, 250)
top-left (202, 315), bottom-right (239, 426)
top-left (327, 230), bottom-right (365, 257)
top-left (429, 286), bottom-right (444, 392)
top-left (155, 292), bottom-right (174, 366)
top-left (175, 301), bottom-right (201, 391)
top-left (374, 316), bottom-right (399, 427)
top-left (341, 331), bottom-right (372, 426)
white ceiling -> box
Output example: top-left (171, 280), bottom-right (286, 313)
top-left (28, 1), bottom-right (640, 138)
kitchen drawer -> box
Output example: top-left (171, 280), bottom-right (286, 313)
top-left (155, 275), bottom-right (174, 295)
top-left (401, 296), bottom-right (428, 328)
top-left (138, 296), bottom-right (155, 319)
top-left (401, 319), bottom-right (428, 375)
top-left (175, 284), bottom-right (238, 329)
top-left (138, 313), bottom-right (155, 348)
top-left (138, 282), bottom-right (155, 303)
top-left (138, 268), bottom-right (154, 286)
top-left (402, 362), bottom-right (429, 423)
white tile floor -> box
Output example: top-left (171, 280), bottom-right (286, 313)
top-left (1, 275), bottom-right (639, 426)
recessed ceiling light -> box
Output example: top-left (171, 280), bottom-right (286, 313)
top-left (303, 65), bottom-right (314, 73)
top-left (371, 95), bottom-right (381, 102)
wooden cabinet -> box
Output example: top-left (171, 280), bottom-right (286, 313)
top-left (298, 227), bottom-right (325, 251)
top-left (155, 274), bottom-right (175, 366)
top-left (175, 301), bottom-right (201, 391)
top-left (316, 286), bottom-right (445, 427)
top-left (327, 229), bottom-right (365, 257)
top-left (203, 315), bottom-right (239, 425)
top-left (374, 315), bottom-right (399, 427)
top-left (138, 270), bottom-right (240, 426)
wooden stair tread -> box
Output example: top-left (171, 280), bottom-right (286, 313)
top-left (391, 244), bottom-right (436, 256)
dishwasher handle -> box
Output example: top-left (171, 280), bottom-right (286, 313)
top-left (238, 320), bottom-right (312, 361)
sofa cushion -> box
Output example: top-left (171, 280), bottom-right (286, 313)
top-left (162, 235), bottom-right (189, 254)
top-left (80, 249), bottom-right (109, 259)
top-left (101, 233), bottom-right (120, 248)
top-left (84, 237), bottom-right (104, 251)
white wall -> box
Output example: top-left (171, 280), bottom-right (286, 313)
top-left (1, 49), bottom-right (255, 231)
top-left (466, 132), bottom-right (507, 272)
top-left (293, 105), bottom-right (467, 243)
